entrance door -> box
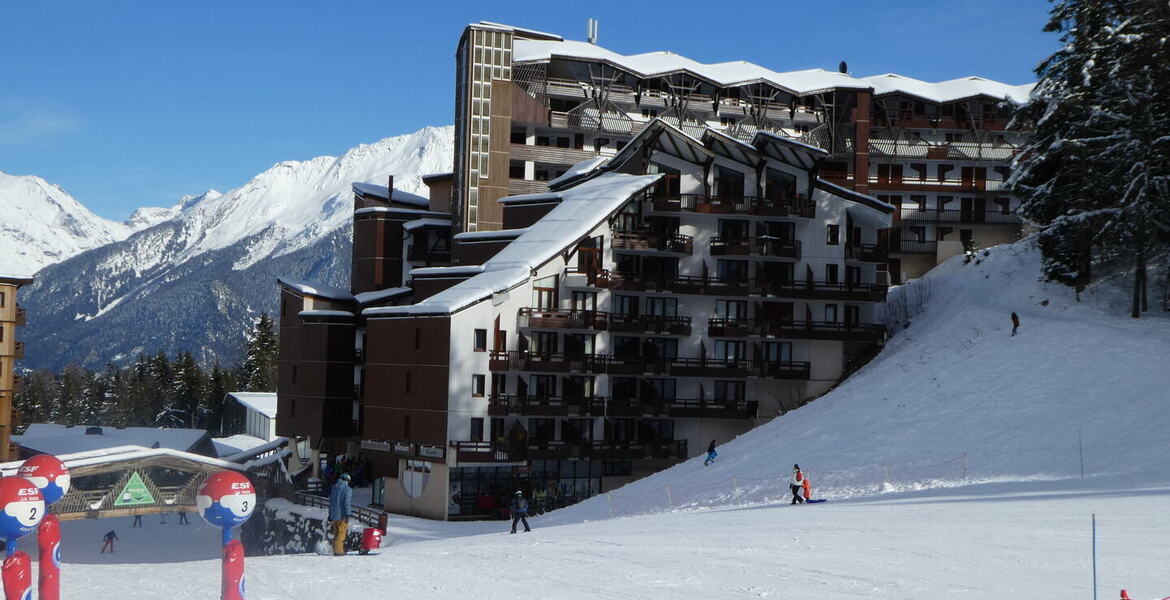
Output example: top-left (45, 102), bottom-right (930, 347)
top-left (960, 198), bottom-right (973, 223)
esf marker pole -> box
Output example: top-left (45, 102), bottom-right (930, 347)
top-left (18, 454), bottom-right (71, 600)
top-left (198, 471), bottom-right (256, 600)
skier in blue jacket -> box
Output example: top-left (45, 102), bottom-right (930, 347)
top-left (510, 491), bottom-right (531, 534)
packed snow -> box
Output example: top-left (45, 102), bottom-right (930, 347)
top-left (18, 240), bottom-right (1169, 599)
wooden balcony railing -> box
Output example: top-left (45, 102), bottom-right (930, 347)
top-left (710, 237), bottom-right (752, 256)
top-left (651, 194), bottom-right (814, 218)
top-left (15, 308), bottom-right (26, 327)
top-left (509, 143), bottom-right (598, 166)
top-left (610, 273), bottom-right (887, 301)
top-left (13, 342), bottom-right (23, 360)
top-left (755, 320), bottom-right (887, 342)
top-left (893, 239), bottom-right (940, 255)
top-left (611, 231), bottom-right (694, 254)
top-left (754, 280), bottom-right (889, 302)
top-left (755, 237), bottom-right (802, 259)
top-left (451, 439), bottom-right (689, 463)
top-left (667, 399), bottom-right (759, 419)
top-left (753, 361), bottom-right (813, 380)
top-left (845, 243), bottom-right (888, 262)
top-left (707, 318), bottom-right (753, 337)
top-left (518, 308), bottom-right (608, 331)
top-left (507, 178), bottom-right (549, 195)
top-left (488, 395), bottom-right (603, 417)
top-left (608, 314), bottom-right (692, 336)
top-left (897, 208), bottom-right (1021, 225)
top-left (488, 352), bottom-right (802, 379)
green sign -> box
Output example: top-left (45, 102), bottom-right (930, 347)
top-left (113, 472), bottom-right (155, 507)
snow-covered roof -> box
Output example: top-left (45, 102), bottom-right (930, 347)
top-left (421, 172), bottom-right (454, 182)
top-left (351, 182), bottom-right (429, 207)
top-left (354, 286), bottom-right (412, 305)
top-left (514, 39), bottom-right (1033, 103)
top-left (548, 157), bottom-right (609, 189)
top-left (814, 179), bottom-right (895, 214)
top-left (365, 172), bottom-right (661, 318)
top-left (410, 265), bottom-right (485, 278)
top-left (13, 424), bottom-right (209, 456)
top-left (298, 309), bottom-right (355, 318)
top-left (498, 191), bottom-right (563, 206)
top-left (403, 218), bottom-right (451, 231)
top-left (277, 276), bottom-right (355, 301)
top-left (353, 207), bottom-right (450, 218)
top-left (475, 21), bottom-right (563, 41)
top-left (226, 392), bottom-right (278, 418)
top-left (213, 434), bottom-right (270, 457)
top-left (453, 228), bottom-right (529, 242)
top-left (0, 275), bottom-right (34, 285)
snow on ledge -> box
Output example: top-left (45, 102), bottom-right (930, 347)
top-left (354, 287), bottom-right (412, 305)
top-left (298, 309), bottom-right (355, 318)
top-left (278, 277), bottom-right (355, 301)
top-left (453, 228), bottom-right (529, 242)
top-left (403, 218), bottom-right (451, 231)
top-left (351, 182), bottom-right (429, 207)
top-left (410, 265), bottom-right (485, 277)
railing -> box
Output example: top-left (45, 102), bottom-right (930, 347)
top-left (609, 273), bottom-right (886, 301)
top-left (754, 280), bottom-right (889, 302)
top-left (710, 237), bottom-right (751, 256)
top-left (755, 320), bottom-right (887, 342)
top-left (488, 352), bottom-right (801, 379)
top-left (507, 178), bottom-right (549, 195)
top-left (611, 230), bottom-right (694, 254)
top-left (509, 143), bottom-right (598, 166)
top-left (407, 245), bottom-right (452, 264)
top-left (897, 208), bottom-right (1021, 225)
top-left (753, 361), bottom-right (813, 380)
top-left (650, 194), bottom-right (815, 218)
top-left (667, 399), bottom-right (759, 419)
top-left (15, 308), bottom-right (26, 327)
top-left (295, 491), bottom-right (384, 529)
top-left (488, 395), bottom-right (603, 417)
top-left (548, 110), bottom-right (647, 136)
top-left (845, 243), bottom-right (888, 262)
top-left (707, 318), bottom-right (753, 337)
top-left (451, 439), bottom-right (688, 462)
top-left (518, 307), bottom-right (608, 331)
top-left (755, 238), bottom-right (801, 259)
top-left (608, 314), bottom-right (692, 335)
top-left (563, 267), bottom-right (611, 289)
top-left (893, 239), bottom-right (939, 254)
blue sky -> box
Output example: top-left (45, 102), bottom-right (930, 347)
top-left (0, 1), bottom-right (1058, 221)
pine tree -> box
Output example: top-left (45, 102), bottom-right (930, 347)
top-left (242, 313), bottom-right (278, 392)
top-left (204, 362), bottom-right (234, 436)
top-left (172, 352), bottom-right (206, 428)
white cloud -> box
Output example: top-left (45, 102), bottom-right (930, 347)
top-left (0, 101), bottom-right (82, 145)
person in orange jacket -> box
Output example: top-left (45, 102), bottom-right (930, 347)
top-left (802, 471), bottom-right (812, 501)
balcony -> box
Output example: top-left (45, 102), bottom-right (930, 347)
top-left (755, 320), bottom-right (887, 342)
top-left (667, 399), bottom-right (759, 419)
top-left (589, 439), bottom-right (688, 461)
top-left (845, 243), bottom-right (888, 262)
top-left (710, 237), bottom-right (751, 256)
top-left (507, 178), bottom-right (549, 195)
top-left (897, 208), bottom-right (1021, 225)
top-left (13, 342), bottom-right (24, 360)
top-left (509, 143), bottom-right (598, 166)
top-left (608, 314), bottom-right (692, 336)
top-left (15, 308), bottom-right (26, 327)
top-left (611, 230), bottom-right (694, 255)
top-left (12, 375), bottom-right (21, 393)
top-left (488, 395), bottom-right (601, 417)
top-left (707, 318), bottom-right (753, 337)
top-left (754, 280), bottom-right (888, 302)
top-left (668, 357), bottom-right (751, 378)
top-left (748, 196), bottom-right (816, 219)
top-left (564, 268), bottom-right (611, 289)
top-left (452, 441), bottom-right (518, 463)
top-left (753, 361), bottom-right (812, 380)
top-left (488, 351), bottom-right (607, 374)
top-left (651, 194), bottom-right (814, 219)
top-left (893, 239), bottom-right (939, 255)
top-left (407, 245), bottom-right (452, 265)
top-left (451, 438), bottom-right (689, 463)
top-left (755, 237), bottom-right (802, 259)
top-left (518, 308), bottom-right (608, 331)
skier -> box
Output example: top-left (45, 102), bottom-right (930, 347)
top-left (704, 440), bottom-right (718, 466)
top-left (132, 514), bottom-right (142, 528)
top-left (100, 530), bottom-right (119, 554)
top-left (178, 511), bottom-right (189, 524)
top-left (1011, 312), bottom-right (1020, 336)
top-left (789, 464), bottom-right (805, 505)
top-left (510, 491), bottom-right (531, 534)
top-left (329, 473), bottom-right (353, 556)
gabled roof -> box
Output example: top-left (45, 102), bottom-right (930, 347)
top-left (753, 131), bottom-right (829, 171)
top-left (814, 179), bottom-right (895, 214)
top-left (703, 129), bottom-right (763, 167)
top-left (351, 182), bottom-right (429, 207)
top-left (226, 392), bottom-right (277, 418)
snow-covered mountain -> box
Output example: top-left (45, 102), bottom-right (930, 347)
top-left (0, 171), bottom-right (168, 276)
top-left (20, 125), bottom-right (454, 369)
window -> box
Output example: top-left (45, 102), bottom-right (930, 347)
top-left (472, 374), bottom-right (485, 397)
top-left (643, 379), bottom-right (676, 401)
top-left (761, 341), bottom-right (792, 362)
top-left (613, 336), bottom-right (641, 358)
top-left (611, 377), bottom-right (638, 400)
top-left (530, 374), bottom-right (556, 398)
top-left (716, 260), bottom-right (748, 281)
top-left (0, 292), bottom-right (5, 307)
top-left (613, 295), bottom-right (639, 317)
top-left (291, 365), bottom-right (297, 384)
top-left (474, 329), bottom-right (487, 351)
top-left (714, 340), bottom-right (745, 361)
top-left (844, 305), bottom-right (860, 326)
top-left (641, 108), bottom-right (659, 119)
top-left (530, 418), bottom-right (556, 441)
top-left (645, 338), bottom-right (678, 360)
top-left (490, 418), bottom-right (505, 441)
top-left (645, 297), bottom-right (677, 317)
top-left (826, 225), bottom-right (840, 245)
top-left (638, 419), bottom-right (674, 441)
top-left (911, 195), bottom-right (927, 211)
top-left (530, 331), bottom-right (557, 355)
top-left (715, 299), bottom-right (747, 320)
top-left (470, 418), bottom-right (484, 442)
top-left (714, 381), bottom-right (745, 402)
top-left (491, 374), bottom-right (506, 397)
top-left (405, 370), bottom-right (412, 393)
top-left (824, 304), bottom-right (839, 323)
top-left (825, 264), bottom-right (839, 284)
top-left (508, 162), bottom-right (525, 179)
top-left (510, 129), bottom-right (526, 144)
top-left (718, 219), bottom-right (749, 240)
top-left (720, 116), bottom-right (737, 127)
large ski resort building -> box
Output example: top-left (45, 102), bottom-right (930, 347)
top-left (275, 22), bottom-right (1032, 519)
top-left (0, 275), bottom-right (32, 462)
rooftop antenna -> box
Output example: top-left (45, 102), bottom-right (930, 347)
top-left (587, 18), bottom-right (598, 44)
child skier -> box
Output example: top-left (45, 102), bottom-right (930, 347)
top-left (704, 440), bottom-right (718, 466)
top-left (100, 530), bottom-right (119, 553)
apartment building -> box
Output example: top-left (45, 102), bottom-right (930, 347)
top-left (453, 21), bottom-right (1031, 281)
top-left (276, 21), bottom-right (1031, 519)
top-left (0, 275), bottom-right (33, 462)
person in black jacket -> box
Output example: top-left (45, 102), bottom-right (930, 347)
top-left (510, 491), bottom-right (531, 534)
top-left (100, 530), bottom-right (119, 553)
top-left (704, 440), bottom-right (718, 466)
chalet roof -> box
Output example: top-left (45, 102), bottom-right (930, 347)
top-left (513, 39), bottom-right (1033, 103)
top-left (365, 172), bottom-right (661, 318)
top-left (277, 276), bottom-right (355, 302)
top-left (350, 182), bottom-right (429, 207)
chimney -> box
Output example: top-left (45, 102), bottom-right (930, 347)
top-left (387, 175), bottom-right (395, 199)
top-left (839, 61), bottom-right (848, 75)
top-left (586, 19), bottom-right (598, 44)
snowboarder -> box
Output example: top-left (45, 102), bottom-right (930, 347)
top-left (329, 473), bottom-right (353, 556)
top-left (790, 464), bottom-right (805, 505)
top-left (100, 530), bottom-right (119, 554)
top-left (704, 440), bottom-right (718, 466)
top-left (1011, 312), bottom-right (1020, 336)
top-left (510, 491), bottom-right (531, 534)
